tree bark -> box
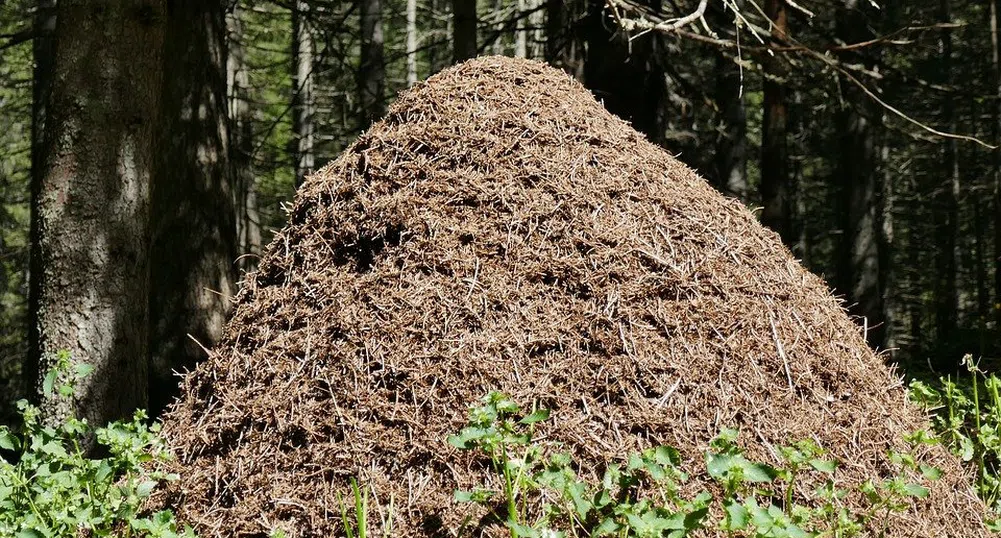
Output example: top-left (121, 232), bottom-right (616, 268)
top-left (291, 0), bottom-right (315, 187)
top-left (935, 0), bottom-right (959, 344)
top-left (359, 0), bottom-right (386, 125)
top-left (30, 0), bottom-right (165, 426)
top-left (407, 0), bottom-right (419, 86)
top-left (26, 0), bottom-right (57, 397)
top-left (149, 0), bottom-right (236, 417)
top-left (228, 5), bottom-right (261, 276)
top-left (515, 0), bottom-right (528, 58)
top-left (760, 0), bottom-right (793, 246)
top-left (711, 1), bottom-right (747, 201)
top-left (453, 0), bottom-right (478, 62)
top-left (835, 0), bottom-right (885, 349)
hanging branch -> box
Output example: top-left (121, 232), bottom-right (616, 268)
top-left (604, 0), bottom-right (997, 149)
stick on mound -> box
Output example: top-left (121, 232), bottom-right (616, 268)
top-left (158, 56), bottom-right (989, 537)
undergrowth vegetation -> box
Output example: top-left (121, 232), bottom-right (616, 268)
top-left (445, 392), bottom-right (940, 538)
top-left (909, 354), bottom-right (1001, 528)
top-left (0, 353), bottom-right (192, 538)
top-left (4, 357), bottom-right (1001, 537)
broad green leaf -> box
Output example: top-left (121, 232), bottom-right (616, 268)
top-left (519, 409), bottom-right (550, 425)
top-left (920, 464), bottom-right (942, 480)
top-left (724, 501), bottom-right (749, 530)
top-left (0, 428), bottom-right (19, 452)
top-left (42, 370), bottom-right (57, 398)
top-left (902, 483), bottom-right (929, 498)
top-left (809, 458), bottom-right (837, 473)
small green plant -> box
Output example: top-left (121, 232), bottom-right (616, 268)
top-left (451, 392), bottom-right (941, 538)
top-left (909, 353), bottom-right (1001, 524)
top-left (0, 351), bottom-right (194, 538)
top-left (336, 477), bottom-right (394, 538)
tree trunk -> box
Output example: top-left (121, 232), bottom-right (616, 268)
top-left (711, 1), bottom-right (747, 201)
top-left (453, 0), bottom-right (478, 62)
top-left (291, 0), bottom-right (315, 188)
top-left (515, 0), bottom-right (528, 58)
top-left (760, 0), bottom-right (793, 246)
top-left (359, 0), bottom-right (386, 125)
top-left (228, 5), bottom-right (261, 276)
top-left (407, 0), bottom-right (419, 86)
top-left (935, 0), bottom-right (959, 344)
top-left (992, 0), bottom-right (1001, 337)
top-left (30, 0), bottom-right (165, 426)
top-left (26, 0), bottom-right (57, 396)
top-left (583, 3), bottom-right (665, 143)
top-left (835, 0), bottom-right (885, 349)
top-left (149, 0), bottom-right (236, 417)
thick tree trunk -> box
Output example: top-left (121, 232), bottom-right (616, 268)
top-left (291, 0), bottom-right (315, 187)
top-left (760, 0), bottom-right (793, 246)
top-left (711, 1), bottom-right (747, 201)
top-left (30, 0), bottom-right (165, 426)
top-left (935, 0), bottom-right (959, 344)
top-left (453, 0), bottom-right (478, 62)
top-left (407, 0), bottom-right (419, 86)
top-left (149, 0), bottom-right (236, 417)
top-left (359, 0), bottom-right (386, 125)
top-left (26, 0), bottom-right (57, 395)
top-left (835, 0), bottom-right (885, 349)
top-left (228, 6), bottom-right (261, 276)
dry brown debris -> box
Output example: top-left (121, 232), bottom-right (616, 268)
top-left (156, 56), bottom-right (990, 537)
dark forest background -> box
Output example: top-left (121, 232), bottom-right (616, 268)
top-left (0, 0), bottom-right (999, 426)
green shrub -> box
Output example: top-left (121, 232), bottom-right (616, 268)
top-left (0, 352), bottom-right (193, 538)
top-left (448, 392), bottom-right (939, 538)
top-left (910, 354), bottom-right (1001, 528)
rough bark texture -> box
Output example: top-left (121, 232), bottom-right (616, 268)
top-left (835, 0), bottom-right (885, 349)
top-left (760, 0), bottom-right (793, 245)
top-left (711, 1), bottom-right (747, 201)
top-left (25, 0), bottom-right (57, 397)
top-left (359, 0), bottom-right (386, 124)
top-left (291, 0), bottom-right (316, 187)
top-left (452, 0), bottom-right (477, 62)
top-left (31, 0), bottom-right (166, 426)
top-left (149, 0), bottom-right (236, 417)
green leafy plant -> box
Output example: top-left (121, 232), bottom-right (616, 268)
top-left (451, 392), bottom-right (942, 538)
top-left (909, 353), bottom-right (1001, 523)
top-left (0, 352), bottom-right (194, 538)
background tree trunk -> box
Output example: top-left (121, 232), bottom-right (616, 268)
top-left (515, 0), bottom-right (528, 58)
top-left (992, 0), bottom-right (1001, 337)
top-left (30, 0), bottom-right (165, 426)
top-left (227, 4), bottom-right (261, 277)
top-left (711, 1), bottom-right (747, 201)
top-left (360, 0), bottom-right (386, 125)
top-left (25, 0), bottom-right (57, 397)
top-left (835, 0), bottom-right (885, 349)
top-left (760, 0), bottom-right (792, 246)
top-left (407, 0), bottom-right (419, 86)
top-left (453, 0), bottom-right (478, 62)
top-left (291, 0), bottom-right (315, 188)
top-left (149, 0), bottom-right (236, 417)
top-left (935, 0), bottom-right (959, 344)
